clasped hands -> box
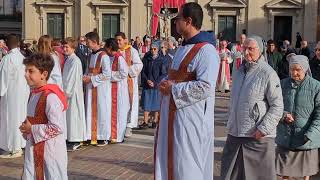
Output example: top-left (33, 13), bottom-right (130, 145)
top-left (83, 75), bottom-right (91, 84)
top-left (284, 113), bottom-right (295, 123)
top-left (158, 80), bottom-right (173, 96)
top-left (147, 80), bottom-right (154, 88)
top-left (19, 119), bottom-right (32, 135)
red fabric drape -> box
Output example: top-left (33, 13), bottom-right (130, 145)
top-left (151, 0), bottom-right (186, 36)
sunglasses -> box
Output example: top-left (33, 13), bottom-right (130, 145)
top-left (151, 48), bottom-right (158, 50)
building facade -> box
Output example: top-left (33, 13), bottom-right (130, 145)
top-left (0, 0), bottom-right (22, 38)
top-left (23, 0), bottom-right (319, 46)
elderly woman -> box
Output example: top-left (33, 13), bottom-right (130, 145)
top-left (167, 36), bottom-right (178, 58)
top-left (140, 41), bottom-right (168, 128)
top-left (221, 35), bottom-right (284, 180)
top-left (276, 55), bottom-right (320, 180)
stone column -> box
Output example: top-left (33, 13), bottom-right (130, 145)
top-left (120, 7), bottom-right (126, 33)
top-left (95, 6), bottom-right (100, 33)
top-left (39, 6), bottom-right (44, 36)
top-left (65, 6), bottom-right (71, 37)
top-left (268, 9), bottom-right (273, 40)
top-left (212, 8), bottom-right (217, 35)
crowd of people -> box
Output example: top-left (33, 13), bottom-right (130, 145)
top-left (1, 1), bottom-right (320, 180)
top-left (219, 36), bottom-right (320, 180)
top-left (216, 32), bottom-right (320, 93)
top-left (0, 26), bottom-right (177, 178)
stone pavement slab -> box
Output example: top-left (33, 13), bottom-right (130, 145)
top-left (0, 93), bottom-right (318, 179)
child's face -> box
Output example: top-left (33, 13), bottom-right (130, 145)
top-left (25, 65), bottom-right (48, 88)
top-left (63, 44), bottom-right (75, 56)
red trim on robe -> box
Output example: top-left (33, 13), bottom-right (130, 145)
top-left (142, 45), bottom-right (149, 53)
top-left (111, 53), bottom-right (122, 141)
top-left (217, 48), bottom-right (231, 85)
top-left (32, 84), bottom-right (68, 111)
top-left (88, 51), bottom-right (107, 144)
top-left (161, 42), bottom-right (207, 180)
top-left (235, 44), bottom-right (244, 70)
top-left (27, 92), bottom-right (49, 180)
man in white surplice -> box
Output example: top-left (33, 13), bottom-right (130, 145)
top-left (0, 34), bottom-right (29, 158)
top-left (83, 32), bottom-right (111, 146)
top-left (115, 32), bottom-right (143, 137)
top-left (62, 38), bottom-right (86, 151)
top-left (105, 38), bottom-right (129, 143)
top-left (155, 3), bottom-right (219, 180)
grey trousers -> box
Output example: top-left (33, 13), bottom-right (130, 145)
top-left (220, 135), bottom-right (277, 180)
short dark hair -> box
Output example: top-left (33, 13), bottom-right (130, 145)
top-left (23, 53), bottom-right (54, 80)
top-left (114, 32), bottom-right (126, 39)
top-left (85, 32), bottom-right (100, 44)
top-left (267, 39), bottom-right (276, 45)
top-left (6, 34), bottom-right (19, 48)
top-left (181, 2), bottom-right (203, 30)
top-left (104, 38), bottom-right (119, 51)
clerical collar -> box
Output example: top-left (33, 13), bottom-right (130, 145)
top-left (181, 31), bottom-right (216, 46)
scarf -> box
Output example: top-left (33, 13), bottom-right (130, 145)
top-left (32, 84), bottom-right (68, 111)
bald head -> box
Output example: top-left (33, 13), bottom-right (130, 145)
top-left (301, 40), bottom-right (308, 48)
top-left (0, 39), bottom-right (5, 48)
top-left (240, 34), bottom-right (246, 44)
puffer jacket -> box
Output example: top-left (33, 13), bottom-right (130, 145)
top-left (227, 56), bottom-right (284, 137)
top-left (276, 76), bottom-right (320, 150)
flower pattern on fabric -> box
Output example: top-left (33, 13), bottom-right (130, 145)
top-left (98, 74), bottom-right (108, 81)
top-left (44, 125), bottom-right (61, 140)
top-left (172, 81), bottom-right (211, 109)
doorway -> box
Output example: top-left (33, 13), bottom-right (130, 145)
top-left (274, 16), bottom-right (292, 46)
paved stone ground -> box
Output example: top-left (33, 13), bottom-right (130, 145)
top-left (0, 93), bottom-right (319, 180)
top-left (0, 92), bottom-right (228, 180)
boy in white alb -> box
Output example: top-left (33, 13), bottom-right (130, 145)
top-left (62, 37), bottom-right (86, 151)
top-left (20, 53), bottom-right (68, 180)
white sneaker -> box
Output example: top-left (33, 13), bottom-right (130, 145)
top-left (0, 150), bottom-right (23, 158)
top-left (125, 127), bottom-right (133, 137)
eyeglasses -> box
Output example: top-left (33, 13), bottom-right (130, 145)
top-left (243, 46), bottom-right (258, 51)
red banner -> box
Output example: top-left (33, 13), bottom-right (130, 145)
top-left (151, 0), bottom-right (186, 36)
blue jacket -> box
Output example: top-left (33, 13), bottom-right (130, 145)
top-left (141, 52), bottom-right (169, 89)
